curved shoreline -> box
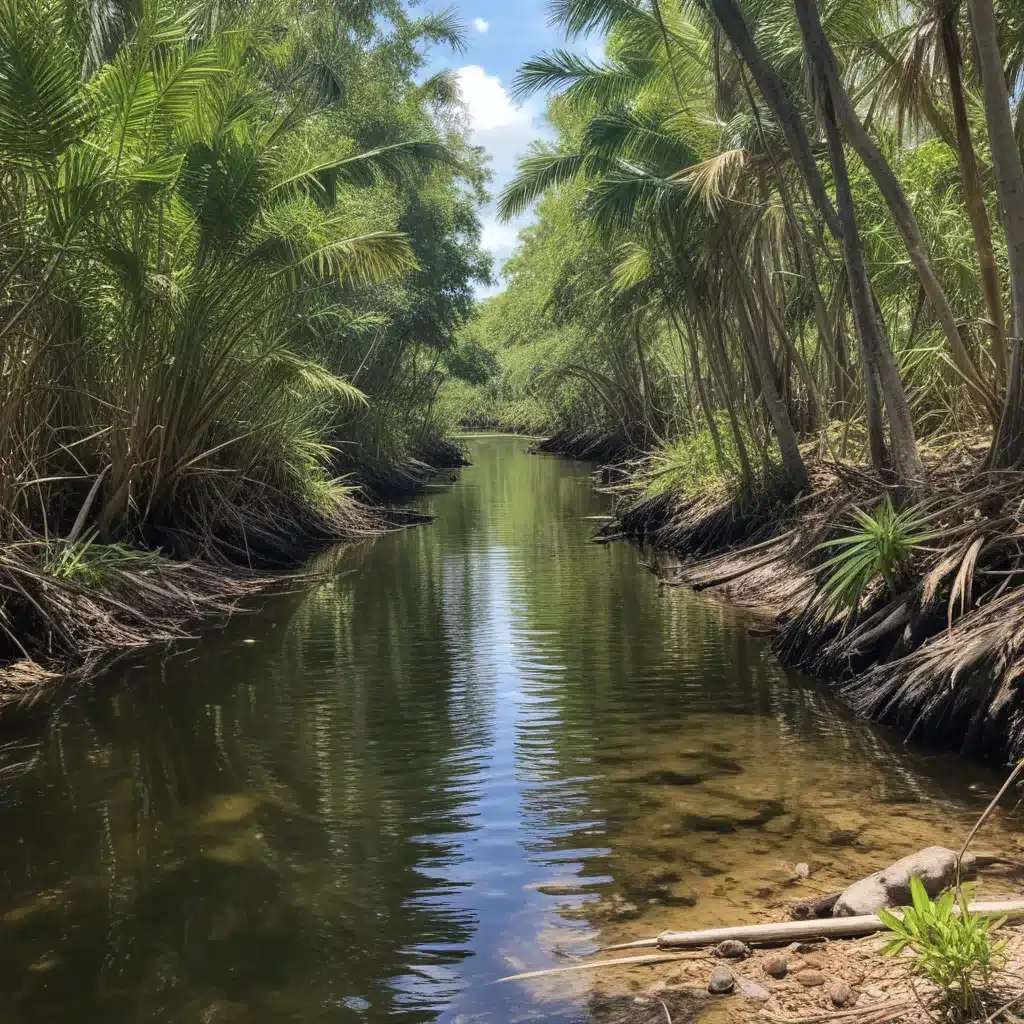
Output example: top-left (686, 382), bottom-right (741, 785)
top-left (540, 437), bottom-right (1024, 768)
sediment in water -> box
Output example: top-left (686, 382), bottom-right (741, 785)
top-left (594, 448), bottom-right (1024, 766)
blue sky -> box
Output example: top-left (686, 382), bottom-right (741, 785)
top-left (421, 1), bottom-right (598, 295)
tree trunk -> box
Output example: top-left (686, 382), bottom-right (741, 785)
top-left (793, 0), bottom-right (997, 421)
top-left (968, 0), bottom-right (1024, 466)
top-left (706, 0), bottom-right (842, 240)
top-left (730, 253), bottom-right (810, 492)
top-left (940, 4), bottom-right (1007, 387)
top-left (821, 88), bottom-right (916, 477)
top-left (671, 307), bottom-right (728, 467)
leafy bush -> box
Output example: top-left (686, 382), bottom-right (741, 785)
top-left (879, 877), bottom-right (1004, 1018)
top-left (815, 495), bottom-right (934, 620)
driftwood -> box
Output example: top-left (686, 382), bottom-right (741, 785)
top-left (612, 900), bottom-right (1024, 950)
top-left (496, 951), bottom-right (708, 983)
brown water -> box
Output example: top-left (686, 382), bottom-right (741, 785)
top-left (0, 434), bottom-right (1018, 1023)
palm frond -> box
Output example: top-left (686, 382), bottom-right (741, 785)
top-left (498, 152), bottom-right (614, 220)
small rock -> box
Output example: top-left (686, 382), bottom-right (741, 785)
top-left (799, 954), bottom-right (823, 969)
top-left (795, 969), bottom-right (826, 988)
top-left (708, 967), bottom-right (735, 994)
top-left (795, 862), bottom-right (810, 878)
top-left (762, 954), bottom-right (788, 979)
top-left (646, 980), bottom-right (668, 997)
top-left (864, 985), bottom-right (884, 1000)
top-left (737, 978), bottom-right (771, 1003)
top-left (828, 981), bottom-right (856, 1008)
top-left (714, 939), bottom-right (751, 960)
top-left (793, 941), bottom-right (822, 953)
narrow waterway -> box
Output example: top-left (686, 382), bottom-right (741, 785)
top-left (0, 435), bottom-right (1016, 1023)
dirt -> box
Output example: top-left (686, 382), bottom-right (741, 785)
top-left (579, 924), bottom-right (1024, 1022)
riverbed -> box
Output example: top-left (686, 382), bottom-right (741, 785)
top-left (0, 435), bottom-right (1017, 1023)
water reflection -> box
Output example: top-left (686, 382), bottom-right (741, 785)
top-left (0, 436), bottom-right (1015, 1023)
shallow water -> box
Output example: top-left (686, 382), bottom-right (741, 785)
top-left (0, 435), bottom-right (1018, 1023)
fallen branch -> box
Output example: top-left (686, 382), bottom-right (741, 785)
top-left (760, 998), bottom-right (916, 1024)
top-left (496, 951), bottom-right (708, 983)
top-left (627, 900), bottom-right (1024, 949)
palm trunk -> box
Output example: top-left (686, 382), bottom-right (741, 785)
top-left (671, 307), bottom-right (728, 466)
top-left (940, 6), bottom-right (1007, 386)
top-left (821, 89), bottom-right (913, 477)
top-left (729, 250), bottom-right (810, 492)
top-left (793, 0), bottom-right (997, 421)
top-left (706, 0), bottom-right (842, 239)
top-left (968, 0), bottom-right (1024, 466)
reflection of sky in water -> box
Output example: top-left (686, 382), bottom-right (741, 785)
top-left (0, 436), bottom-right (1015, 1024)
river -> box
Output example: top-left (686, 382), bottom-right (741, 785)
top-left (0, 434), bottom-right (1015, 1023)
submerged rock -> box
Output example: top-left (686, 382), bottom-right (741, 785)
top-left (832, 846), bottom-right (975, 917)
top-left (708, 967), bottom-right (735, 994)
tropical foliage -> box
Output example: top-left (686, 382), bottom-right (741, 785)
top-left (880, 877), bottom-right (1004, 1018)
top-left (450, 0), bottom-right (1024, 507)
top-left (0, 0), bottom-right (490, 567)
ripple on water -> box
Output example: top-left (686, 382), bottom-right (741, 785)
top-left (0, 435), bottom-right (1017, 1024)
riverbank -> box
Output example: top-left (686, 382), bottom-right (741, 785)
top-left (0, 441), bottom-right (469, 710)
top-left (590, 440), bottom-right (1024, 767)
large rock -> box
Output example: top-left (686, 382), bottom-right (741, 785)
top-left (708, 967), bottom-right (735, 994)
top-left (832, 847), bottom-right (975, 917)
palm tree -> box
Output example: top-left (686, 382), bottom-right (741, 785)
top-left (967, 0), bottom-right (1024, 467)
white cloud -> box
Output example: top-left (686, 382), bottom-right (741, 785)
top-left (479, 218), bottom-right (520, 254)
top-left (456, 65), bottom-right (529, 133)
top-left (455, 64), bottom-right (551, 184)
top-left (454, 65), bottom-right (556, 295)
top-left (472, 16), bottom-right (489, 33)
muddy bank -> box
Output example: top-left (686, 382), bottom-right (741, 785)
top-left (0, 440), bottom-right (469, 711)
top-left (533, 427), bottom-right (639, 463)
top-left (337, 437), bottom-right (470, 503)
top-left (582, 922), bottom-right (1024, 1023)
top-left (595, 452), bottom-right (1024, 767)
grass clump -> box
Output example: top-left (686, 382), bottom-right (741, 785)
top-left (634, 425), bottom-right (741, 501)
top-left (879, 877), bottom-right (1004, 1019)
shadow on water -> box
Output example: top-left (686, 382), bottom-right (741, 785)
top-left (0, 436), bottom-right (1018, 1023)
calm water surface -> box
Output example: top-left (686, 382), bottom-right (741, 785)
top-left (0, 435), bottom-right (1017, 1023)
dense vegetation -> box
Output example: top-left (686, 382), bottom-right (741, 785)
top-left (0, 0), bottom-right (491, 670)
top-left (452, 0), bottom-right (1024, 494)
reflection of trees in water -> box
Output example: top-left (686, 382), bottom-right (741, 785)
top-left (470, 444), bottom-right (1004, 933)
top-left (0, 497), bottom-right (495, 1022)
top-left (0, 438), bottom-right (1007, 1021)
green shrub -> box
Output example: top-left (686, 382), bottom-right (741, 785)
top-left (879, 877), bottom-right (1004, 1019)
top-left (815, 495), bottom-right (934, 621)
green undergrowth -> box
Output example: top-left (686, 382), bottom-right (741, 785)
top-left (633, 429), bottom-right (739, 501)
top-left (41, 540), bottom-right (172, 587)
